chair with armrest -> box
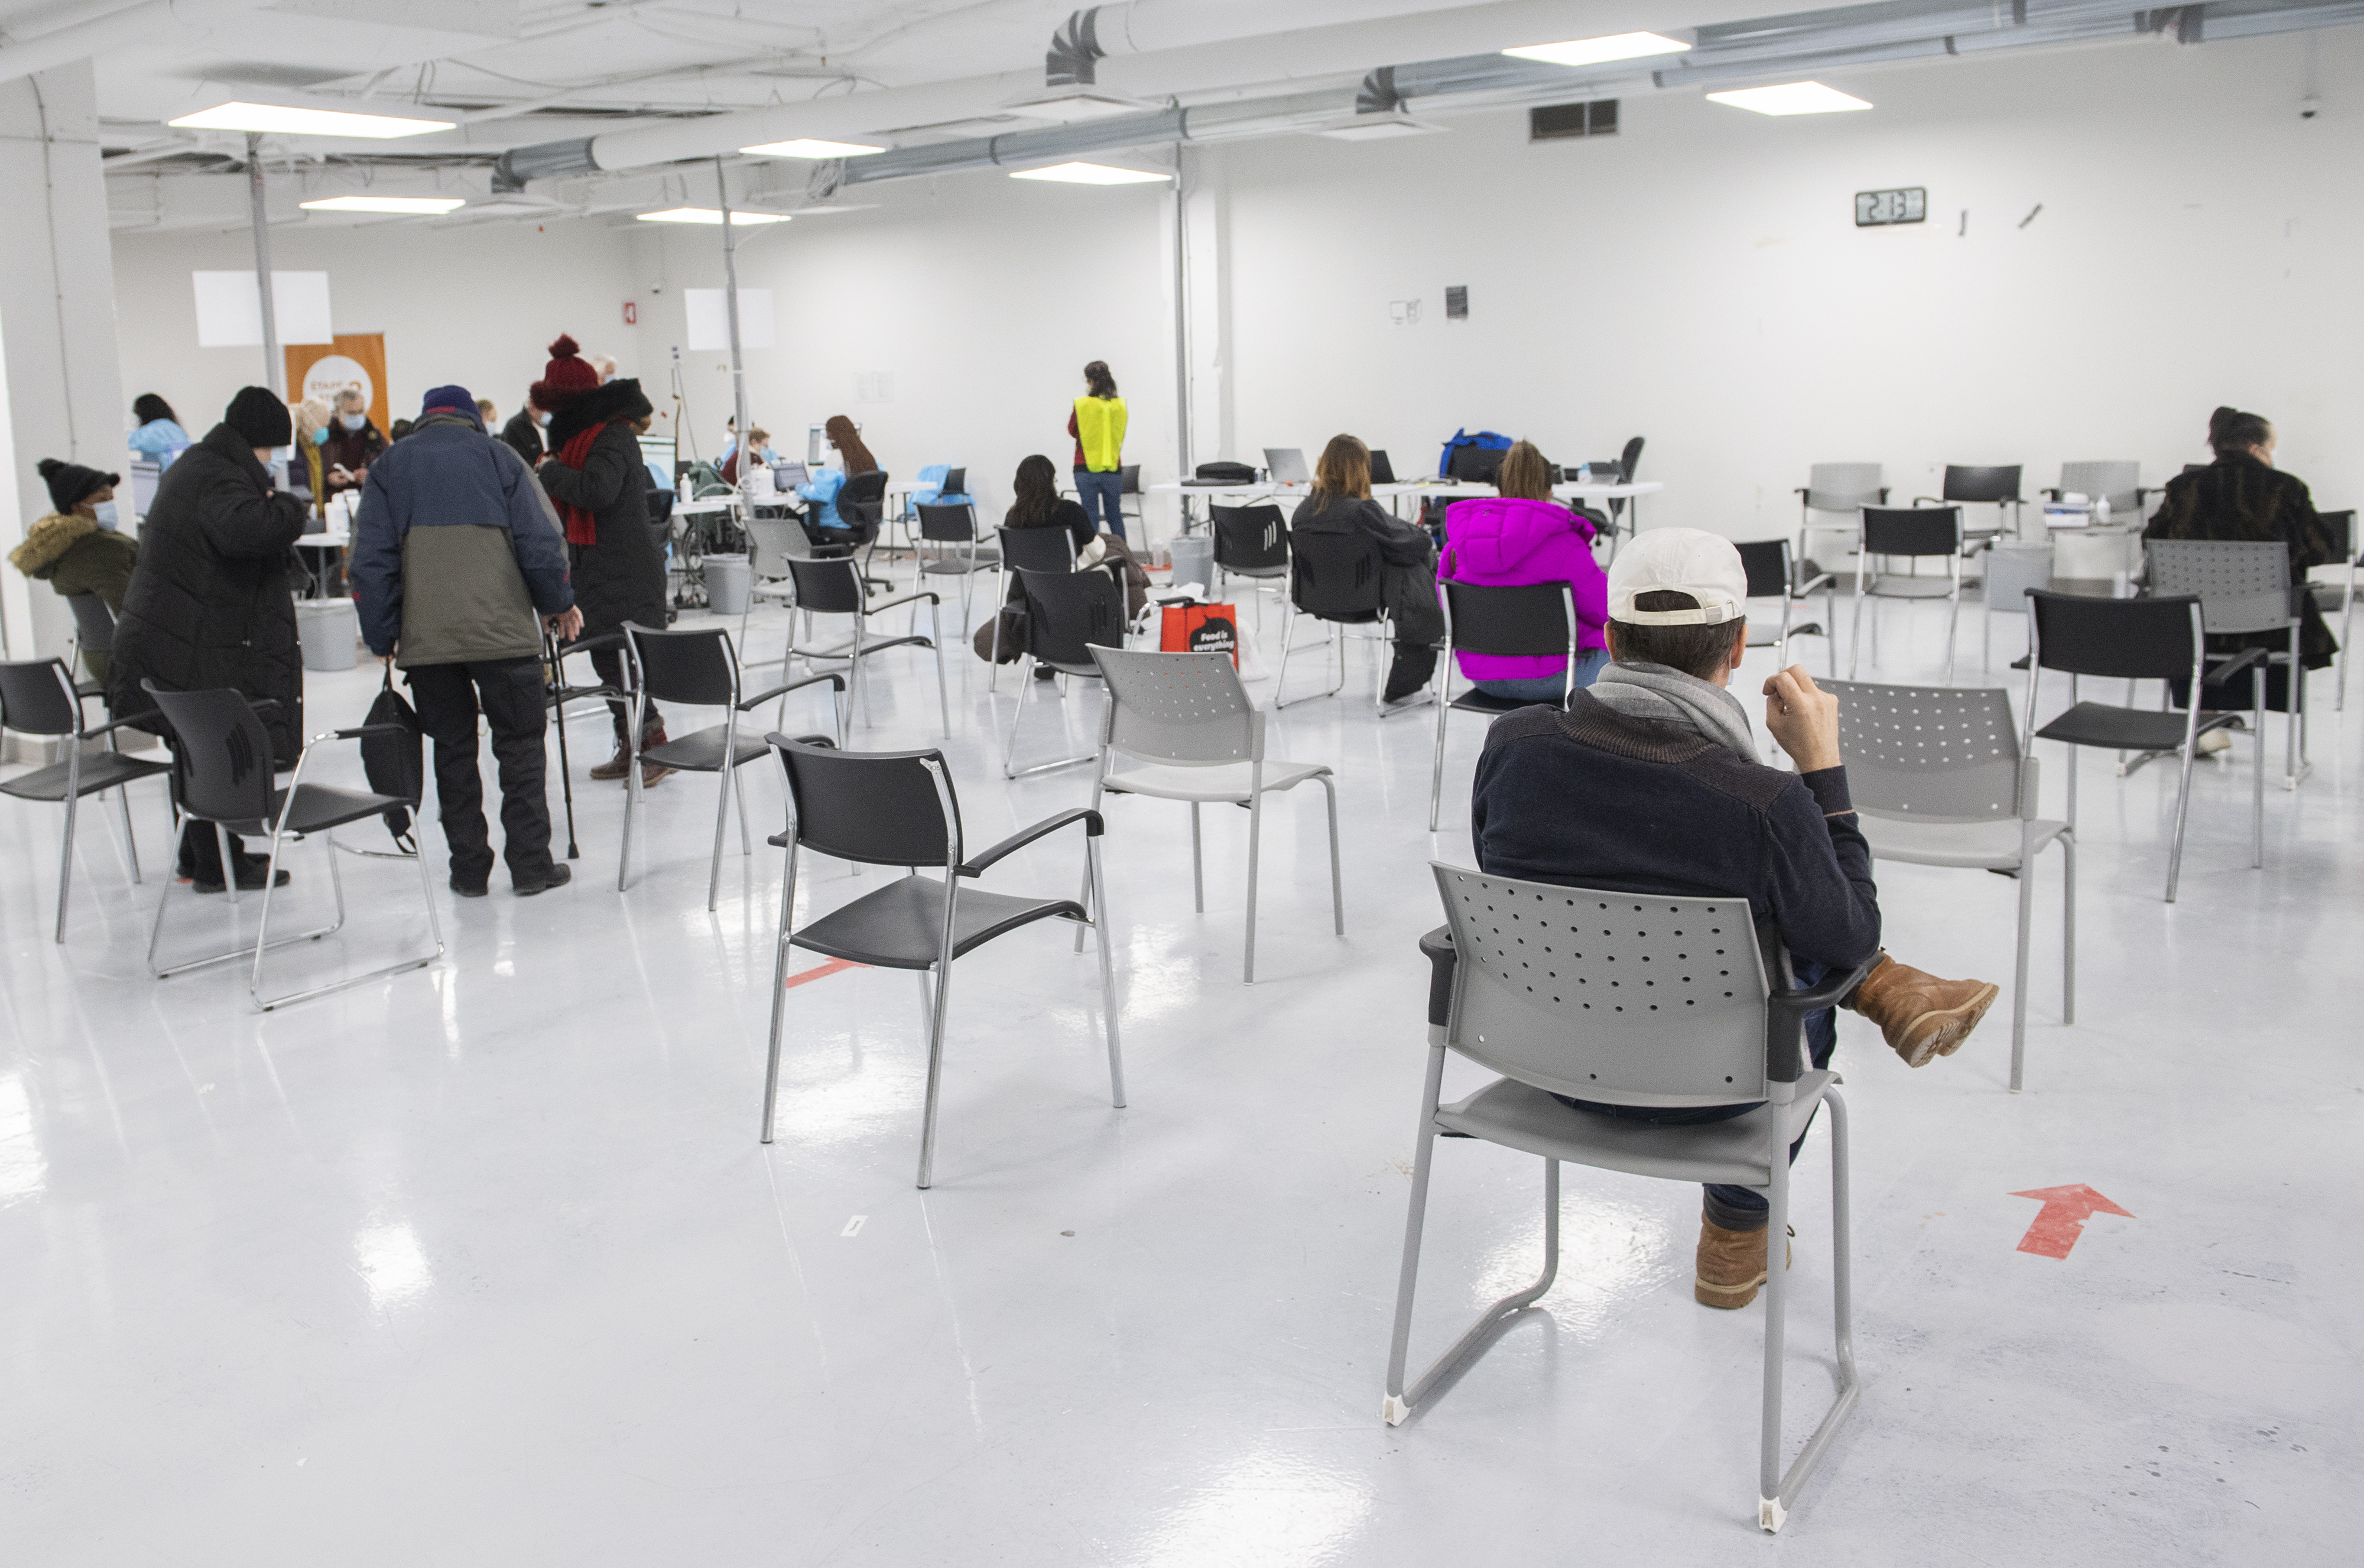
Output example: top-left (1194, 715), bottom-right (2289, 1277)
top-left (1736, 538), bottom-right (1834, 676)
top-left (1427, 581), bottom-right (1578, 831)
top-left (777, 553), bottom-right (945, 735)
top-left (140, 681), bottom-right (442, 1009)
top-left (915, 501), bottom-right (998, 635)
top-left (2045, 460), bottom-right (2145, 521)
top-left (1209, 503), bottom-right (1289, 625)
top-left (988, 526), bottom-right (1083, 689)
top-left (1916, 465), bottom-right (2023, 550)
top-left (2303, 509), bottom-right (2355, 712)
top-left (1389, 869), bottom-right (1876, 1533)
top-left (1002, 566), bottom-right (1126, 779)
top-left (759, 736), bottom-right (1123, 1189)
top-left (1850, 507), bottom-right (1966, 681)
top-left (1275, 527), bottom-right (1394, 712)
top-left (0, 658), bottom-right (170, 942)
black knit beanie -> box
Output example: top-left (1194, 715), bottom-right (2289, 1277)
top-left (36, 457), bottom-right (118, 514)
top-left (224, 386), bottom-right (293, 447)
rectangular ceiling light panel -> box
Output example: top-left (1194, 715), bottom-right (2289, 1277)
top-left (1008, 162), bottom-right (1170, 185)
top-left (739, 138), bottom-right (885, 158)
top-left (169, 102), bottom-right (453, 138)
top-left (1001, 92), bottom-right (1157, 122)
top-left (1706, 82), bottom-right (1873, 115)
top-left (300, 196), bottom-right (466, 215)
top-left (635, 207), bottom-right (791, 225)
top-left (1503, 33), bottom-right (1690, 67)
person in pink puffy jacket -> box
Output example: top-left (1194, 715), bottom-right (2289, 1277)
top-left (1439, 440), bottom-right (1610, 701)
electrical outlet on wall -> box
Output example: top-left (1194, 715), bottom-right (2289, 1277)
top-left (1389, 298), bottom-right (1422, 327)
top-left (855, 371), bottom-right (894, 403)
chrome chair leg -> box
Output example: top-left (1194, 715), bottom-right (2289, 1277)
top-left (1087, 835), bottom-right (1125, 1108)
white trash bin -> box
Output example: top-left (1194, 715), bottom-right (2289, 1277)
top-left (296, 598), bottom-right (359, 671)
top-left (704, 553), bottom-right (752, 616)
top-left (1167, 534), bottom-right (1216, 600)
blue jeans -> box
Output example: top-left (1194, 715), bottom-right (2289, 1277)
top-left (1473, 647), bottom-right (1609, 703)
top-left (1076, 467), bottom-right (1127, 543)
top-left (1552, 960), bottom-right (1839, 1229)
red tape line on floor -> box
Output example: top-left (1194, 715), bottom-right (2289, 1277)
top-left (2010, 1184), bottom-right (2134, 1259)
top-left (782, 957), bottom-right (868, 991)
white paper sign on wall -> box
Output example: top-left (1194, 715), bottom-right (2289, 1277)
top-left (191, 271), bottom-right (334, 346)
top-left (684, 288), bottom-right (775, 350)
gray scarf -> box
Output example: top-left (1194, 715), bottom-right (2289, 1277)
top-left (1587, 660), bottom-right (1756, 760)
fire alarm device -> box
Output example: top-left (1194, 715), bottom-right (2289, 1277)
top-left (623, 301), bottom-right (638, 325)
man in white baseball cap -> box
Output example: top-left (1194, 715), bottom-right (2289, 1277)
top-left (1467, 527), bottom-right (1996, 1311)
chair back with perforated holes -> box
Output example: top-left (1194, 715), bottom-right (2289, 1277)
top-left (1827, 681), bottom-right (2025, 823)
top-left (1431, 865), bottom-right (1774, 1108)
top-left (2145, 539), bottom-right (2294, 638)
top-left (1091, 646), bottom-right (1256, 764)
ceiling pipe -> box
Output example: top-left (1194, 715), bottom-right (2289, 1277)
top-left (0, 0), bottom-right (267, 87)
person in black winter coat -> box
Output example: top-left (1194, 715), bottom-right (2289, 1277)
top-left (108, 387), bottom-right (309, 891)
top-left (1289, 433), bottom-right (1444, 705)
top-left (531, 336), bottom-right (670, 782)
top-left (500, 391), bottom-right (544, 468)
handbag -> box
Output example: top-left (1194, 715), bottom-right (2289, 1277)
top-left (1159, 600), bottom-right (1240, 667)
top-left (360, 665), bottom-right (425, 852)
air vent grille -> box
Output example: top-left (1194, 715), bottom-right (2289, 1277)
top-left (1530, 100), bottom-right (1618, 141)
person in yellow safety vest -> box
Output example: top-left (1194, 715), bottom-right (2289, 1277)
top-left (1067, 360), bottom-right (1129, 544)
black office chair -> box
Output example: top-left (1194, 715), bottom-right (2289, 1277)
top-left (832, 468), bottom-right (892, 592)
top-left (1427, 581), bottom-right (1579, 830)
top-left (1917, 465), bottom-right (2024, 548)
top-left (140, 681), bottom-right (441, 1010)
top-left (1003, 565), bottom-right (1126, 779)
top-left (758, 735), bottom-right (1123, 1189)
top-left (618, 622), bottom-right (845, 910)
top-left (1209, 503), bottom-right (1289, 625)
top-left (1275, 528), bottom-right (1391, 711)
top-left (1736, 538), bottom-right (1836, 676)
top-left (780, 554), bottom-right (947, 735)
top-left (1601, 434), bottom-right (1647, 539)
top-left (1851, 506), bottom-right (1966, 681)
top-left (989, 525), bottom-right (1082, 684)
top-left (0, 658), bottom-right (168, 942)
top-left (2023, 590), bottom-right (2265, 903)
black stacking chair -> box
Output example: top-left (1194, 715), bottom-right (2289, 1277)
top-left (759, 736), bottom-right (1123, 1189)
top-left (618, 622), bottom-right (845, 910)
top-left (1917, 464), bottom-right (2024, 549)
top-left (1426, 582), bottom-right (1579, 830)
top-left (63, 593), bottom-right (115, 697)
top-left (1210, 503), bottom-right (1289, 626)
top-left (1850, 507), bottom-right (1966, 681)
top-left (914, 501), bottom-right (997, 634)
top-left (140, 681), bottom-right (441, 1011)
top-left (988, 525), bottom-right (1081, 686)
top-left (2022, 590), bottom-right (2265, 903)
top-left (1737, 538), bottom-right (1836, 675)
top-left (1275, 528), bottom-right (1392, 711)
top-left (779, 554), bottom-right (946, 735)
top-left (1002, 565), bottom-right (1126, 778)
top-left (1119, 463), bottom-right (1144, 531)
top-left (0, 658), bottom-right (169, 942)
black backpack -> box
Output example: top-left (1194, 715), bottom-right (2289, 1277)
top-left (1194, 460), bottom-right (1256, 484)
top-left (360, 666), bottom-right (424, 852)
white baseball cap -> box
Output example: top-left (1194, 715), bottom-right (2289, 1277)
top-left (1606, 528), bottom-right (1749, 626)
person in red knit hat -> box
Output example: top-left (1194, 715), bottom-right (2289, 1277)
top-left (532, 334), bottom-right (672, 784)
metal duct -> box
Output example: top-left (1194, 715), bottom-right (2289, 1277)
top-left (833, 95), bottom-right (1381, 187)
top-left (493, 137), bottom-right (598, 191)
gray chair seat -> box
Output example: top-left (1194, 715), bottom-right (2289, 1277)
top-left (1857, 813), bottom-right (2068, 870)
top-left (1867, 577), bottom-right (1957, 600)
top-left (1436, 1071), bottom-right (1836, 1190)
top-left (643, 725), bottom-right (769, 772)
top-left (921, 550), bottom-right (998, 573)
top-left (790, 872), bottom-right (1084, 970)
top-left (2035, 700), bottom-right (2242, 752)
top-left (0, 748), bottom-right (172, 802)
top-left (1100, 758), bottom-right (1330, 802)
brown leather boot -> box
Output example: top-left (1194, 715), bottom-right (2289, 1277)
top-left (637, 728), bottom-right (673, 787)
top-left (588, 741), bottom-right (632, 782)
top-left (1694, 1216), bottom-right (1791, 1309)
top-left (1846, 952), bottom-right (1998, 1067)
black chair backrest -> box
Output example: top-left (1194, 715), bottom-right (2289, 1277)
top-left (1017, 567), bottom-right (1126, 667)
top-left (940, 467), bottom-right (966, 496)
top-left (2182, 463), bottom-right (2210, 476)
top-left (915, 502), bottom-right (978, 543)
top-left (1734, 538), bottom-right (1793, 600)
top-left (1943, 465), bottom-right (2022, 504)
top-left (1291, 528), bottom-right (1385, 616)
top-left (1441, 580), bottom-right (1573, 660)
top-left (0, 658), bottom-right (80, 738)
top-left (1618, 435), bottom-right (1645, 484)
top-left (625, 622), bottom-right (738, 707)
top-left (2028, 590), bottom-right (2199, 681)
top-left (65, 593), bottom-right (115, 653)
top-left (1119, 463), bottom-right (1141, 495)
top-left (1210, 504), bottom-right (1288, 571)
top-left (784, 554), bottom-right (866, 616)
top-left (773, 737), bottom-right (957, 869)
top-left (837, 469), bottom-right (889, 526)
top-left (2320, 508), bottom-right (2357, 563)
top-left (998, 525), bottom-right (1076, 574)
top-left (141, 683), bottom-right (276, 825)
top-left (1448, 444), bottom-right (1505, 485)
top-left (1862, 505), bottom-right (1962, 557)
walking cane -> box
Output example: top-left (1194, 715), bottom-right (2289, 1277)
top-left (544, 631), bottom-right (580, 860)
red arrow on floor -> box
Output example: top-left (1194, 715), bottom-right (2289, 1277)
top-left (2009, 1185), bottom-right (2134, 1259)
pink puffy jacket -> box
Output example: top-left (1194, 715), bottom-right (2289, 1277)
top-left (1438, 497), bottom-right (1609, 680)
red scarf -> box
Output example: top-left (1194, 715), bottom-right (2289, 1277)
top-left (551, 420), bottom-right (611, 546)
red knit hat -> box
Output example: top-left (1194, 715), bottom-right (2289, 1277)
top-left (530, 334), bottom-right (599, 411)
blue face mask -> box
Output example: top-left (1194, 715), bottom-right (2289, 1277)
top-left (311, 426), bottom-right (332, 446)
top-left (90, 501), bottom-right (119, 530)
top-left (339, 413), bottom-right (365, 431)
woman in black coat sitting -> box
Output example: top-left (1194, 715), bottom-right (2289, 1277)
top-left (106, 387), bottom-right (310, 891)
top-left (1289, 433), bottom-right (1444, 706)
top-left (532, 336), bottom-right (671, 784)
top-left (2144, 405), bottom-right (2341, 713)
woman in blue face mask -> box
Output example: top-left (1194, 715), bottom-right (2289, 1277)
top-left (8, 459), bottom-right (138, 683)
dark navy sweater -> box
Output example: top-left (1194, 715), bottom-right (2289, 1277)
top-left (1470, 693), bottom-right (1881, 972)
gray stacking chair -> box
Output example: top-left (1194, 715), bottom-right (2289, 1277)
top-left (758, 736), bottom-right (1122, 1190)
top-left (0, 658), bottom-right (170, 942)
top-left (1827, 680), bottom-right (2071, 1092)
top-left (1851, 507), bottom-right (1965, 681)
top-left (618, 622), bottom-right (845, 911)
top-left (1428, 581), bottom-right (1579, 831)
top-left (1980, 540), bottom-right (2055, 672)
top-left (2023, 590), bottom-right (2264, 903)
top-left (2307, 510), bottom-right (2356, 711)
top-left (2046, 460), bottom-right (2145, 521)
top-left (914, 501), bottom-right (998, 635)
top-left (738, 511), bottom-right (814, 665)
top-left (2147, 539), bottom-right (2308, 789)
top-left (1794, 463), bottom-right (1886, 532)
top-left (1736, 538), bottom-right (1835, 675)
top-left (140, 682), bottom-right (441, 1011)
top-left (1389, 867), bottom-right (1877, 1533)
top-left (1086, 646), bottom-right (1342, 983)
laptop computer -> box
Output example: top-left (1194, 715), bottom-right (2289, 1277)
top-left (1263, 446), bottom-right (1311, 485)
top-left (771, 460), bottom-right (811, 489)
top-left (1368, 449), bottom-right (1397, 485)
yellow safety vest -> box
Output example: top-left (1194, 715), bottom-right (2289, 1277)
top-left (1073, 395), bottom-right (1127, 472)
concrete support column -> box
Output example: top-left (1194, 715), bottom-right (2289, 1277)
top-left (0, 61), bottom-right (126, 667)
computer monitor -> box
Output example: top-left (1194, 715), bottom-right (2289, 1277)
top-left (128, 460), bottom-right (162, 522)
top-left (1448, 444), bottom-right (1505, 485)
top-left (638, 436), bottom-right (676, 478)
top-left (1264, 446), bottom-right (1310, 485)
top-left (1368, 449), bottom-right (1397, 485)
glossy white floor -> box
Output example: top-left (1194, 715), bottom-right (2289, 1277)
top-left (1, 574), bottom-right (2356, 1564)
